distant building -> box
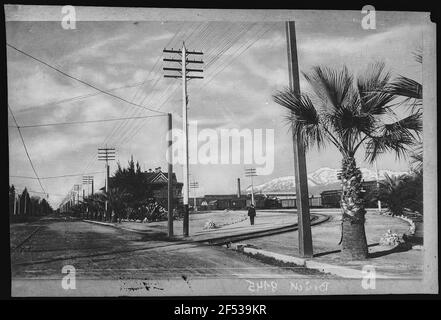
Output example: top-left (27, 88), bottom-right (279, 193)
top-left (106, 167), bottom-right (183, 210)
top-left (143, 167), bottom-right (183, 209)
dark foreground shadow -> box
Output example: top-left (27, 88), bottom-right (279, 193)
top-left (368, 243), bottom-right (412, 258)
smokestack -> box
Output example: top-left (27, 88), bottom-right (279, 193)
top-left (237, 178), bottom-right (241, 198)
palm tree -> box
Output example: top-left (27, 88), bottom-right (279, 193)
top-left (273, 62), bottom-right (422, 259)
top-left (379, 173), bottom-right (407, 216)
top-left (379, 172), bottom-right (423, 216)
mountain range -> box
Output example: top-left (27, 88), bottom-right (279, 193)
top-left (246, 167), bottom-right (408, 195)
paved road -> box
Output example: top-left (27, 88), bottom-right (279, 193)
top-left (11, 217), bottom-right (333, 296)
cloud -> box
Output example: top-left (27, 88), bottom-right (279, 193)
top-left (127, 31), bottom-right (174, 51)
top-left (62, 33), bottom-right (130, 63)
top-left (297, 23), bottom-right (427, 76)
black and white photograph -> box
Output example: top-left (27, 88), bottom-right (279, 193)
top-left (4, 5), bottom-right (437, 297)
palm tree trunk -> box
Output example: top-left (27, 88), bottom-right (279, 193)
top-left (340, 156), bottom-right (369, 259)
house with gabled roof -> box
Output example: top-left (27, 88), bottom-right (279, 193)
top-left (143, 167), bottom-right (183, 209)
top-left (105, 167), bottom-right (183, 210)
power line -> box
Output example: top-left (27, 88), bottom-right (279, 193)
top-left (9, 114), bottom-right (166, 129)
top-left (201, 23), bottom-right (278, 89)
top-left (115, 23), bottom-right (240, 146)
top-left (10, 171), bottom-right (105, 180)
top-left (76, 23), bottom-right (191, 175)
top-left (101, 22), bottom-right (196, 147)
top-left (88, 22), bottom-right (197, 152)
top-left (8, 104), bottom-right (46, 194)
top-left (7, 43), bottom-right (167, 115)
top-left (15, 80), bottom-right (151, 115)
top-left (112, 22), bottom-right (203, 147)
top-left (10, 186), bottom-right (67, 197)
top-left (119, 23), bottom-right (256, 147)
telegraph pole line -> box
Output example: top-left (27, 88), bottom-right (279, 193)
top-left (167, 113), bottom-right (174, 238)
top-left (286, 21), bottom-right (313, 258)
top-left (245, 168), bottom-right (257, 206)
top-left (98, 147), bottom-right (116, 221)
top-left (163, 42), bottom-right (204, 237)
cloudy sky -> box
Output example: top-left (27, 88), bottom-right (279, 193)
top-left (6, 7), bottom-right (429, 207)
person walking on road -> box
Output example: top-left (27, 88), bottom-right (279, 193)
top-left (248, 204), bottom-right (256, 225)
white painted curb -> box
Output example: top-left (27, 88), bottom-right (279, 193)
top-left (232, 246), bottom-right (397, 279)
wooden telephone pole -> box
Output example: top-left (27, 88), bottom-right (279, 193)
top-left (167, 113), bottom-right (174, 238)
top-left (82, 175), bottom-right (94, 217)
top-left (286, 21), bottom-right (313, 258)
top-left (98, 147), bottom-right (115, 221)
top-left (82, 176), bottom-right (94, 196)
top-left (163, 42), bottom-right (204, 237)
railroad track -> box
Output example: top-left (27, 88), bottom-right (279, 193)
top-left (11, 225), bottom-right (44, 252)
top-left (204, 213), bottom-right (330, 246)
top-left (11, 216), bottom-right (62, 252)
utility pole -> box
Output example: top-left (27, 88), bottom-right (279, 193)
top-left (24, 191), bottom-right (27, 216)
top-left (17, 193), bottom-right (21, 216)
top-left (83, 175), bottom-right (93, 218)
top-left (13, 191), bottom-right (17, 216)
top-left (163, 42), bottom-right (204, 237)
top-left (167, 113), bottom-right (174, 238)
top-left (190, 181), bottom-right (199, 211)
top-left (83, 176), bottom-right (93, 196)
top-left (98, 147), bottom-right (116, 221)
top-left (286, 21), bottom-right (313, 258)
top-left (74, 184), bottom-right (80, 205)
top-left (245, 168), bottom-right (257, 206)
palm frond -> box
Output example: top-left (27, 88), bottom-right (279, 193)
top-left (302, 65), bottom-right (354, 111)
top-left (410, 144), bottom-right (423, 172)
top-left (388, 75), bottom-right (422, 100)
top-left (357, 61), bottom-right (395, 115)
top-left (324, 106), bottom-right (374, 153)
top-left (384, 111), bottom-right (423, 139)
top-left (273, 89), bottom-right (323, 149)
top-left (412, 47), bottom-right (423, 64)
top-left (364, 112), bottom-right (422, 163)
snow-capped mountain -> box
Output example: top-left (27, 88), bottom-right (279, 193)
top-left (246, 167), bottom-right (408, 194)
